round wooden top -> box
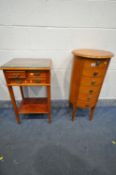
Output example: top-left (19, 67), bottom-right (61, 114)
top-left (72, 49), bottom-right (114, 59)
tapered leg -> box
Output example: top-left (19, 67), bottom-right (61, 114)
top-left (19, 86), bottom-right (25, 100)
top-left (89, 106), bottom-right (95, 121)
top-left (72, 105), bottom-right (77, 121)
top-left (69, 101), bottom-right (72, 108)
top-left (7, 86), bottom-right (21, 124)
top-left (47, 86), bottom-right (51, 123)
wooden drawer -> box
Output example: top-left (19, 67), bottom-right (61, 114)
top-left (5, 70), bottom-right (50, 85)
top-left (82, 68), bottom-right (106, 77)
top-left (5, 71), bottom-right (26, 79)
top-left (77, 86), bottom-right (100, 101)
top-left (7, 76), bottom-right (49, 85)
top-left (76, 98), bottom-right (96, 108)
top-left (27, 70), bottom-right (48, 78)
top-left (9, 79), bottom-right (25, 84)
top-left (27, 70), bottom-right (49, 84)
top-left (27, 77), bottom-right (49, 84)
top-left (84, 59), bottom-right (108, 69)
top-left (80, 76), bottom-right (103, 86)
top-left (78, 91), bottom-right (98, 100)
top-left (78, 85), bottom-right (100, 98)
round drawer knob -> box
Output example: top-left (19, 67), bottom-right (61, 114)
top-left (93, 72), bottom-right (98, 77)
top-left (89, 90), bottom-right (93, 94)
top-left (87, 97), bottom-right (91, 101)
top-left (86, 104), bottom-right (89, 107)
top-left (91, 81), bottom-right (96, 85)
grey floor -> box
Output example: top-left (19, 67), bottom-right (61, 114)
top-left (0, 105), bottom-right (116, 175)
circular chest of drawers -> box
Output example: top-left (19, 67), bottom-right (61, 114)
top-left (69, 49), bottom-right (114, 121)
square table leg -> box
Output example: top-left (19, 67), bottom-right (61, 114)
top-left (7, 86), bottom-right (21, 124)
top-left (47, 86), bottom-right (51, 123)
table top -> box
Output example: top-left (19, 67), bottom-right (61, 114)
top-left (72, 49), bottom-right (114, 59)
top-left (1, 58), bottom-right (52, 70)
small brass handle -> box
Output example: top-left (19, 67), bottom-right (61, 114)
top-left (30, 72), bottom-right (40, 76)
top-left (86, 104), bottom-right (89, 107)
top-left (35, 79), bottom-right (41, 83)
top-left (93, 72), bottom-right (98, 77)
top-left (30, 73), bottom-right (34, 76)
top-left (15, 79), bottom-right (22, 84)
top-left (87, 97), bottom-right (91, 101)
top-left (91, 81), bottom-right (96, 85)
top-left (89, 90), bottom-right (93, 94)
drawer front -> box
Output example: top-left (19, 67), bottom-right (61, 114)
top-left (80, 76), bottom-right (103, 86)
top-left (78, 91), bottom-right (98, 100)
top-left (84, 59), bottom-right (108, 69)
top-left (82, 68), bottom-right (106, 77)
top-left (79, 85), bottom-right (100, 95)
top-left (5, 70), bottom-right (50, 85)
top-left (27, 77), bottom-right (49, 84)
top-left (5, 71), bottom-right (26, 78)
top-left (77, 85), bottom-right (100, 108)
top-left (76, 98), bottom-right (96, 108)
top-left (27, 70), bottom-right (48, 78)
top-left (27, 70), bottom-right (49, 84)
top-left (8, 78), bottom-right (49, 85)
top-left (78, 85), bottom-right (100, 99)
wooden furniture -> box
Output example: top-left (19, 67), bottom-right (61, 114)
top-left (1, 58), bottom-right (52, 124)
top-left (69, 49), bottom-right (114, 121)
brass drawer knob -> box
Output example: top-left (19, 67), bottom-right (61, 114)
top-left (15, 79), bottom-right (22, 84)
top-left (86, 104), bottom-right (89, 107)
top-left (93, 72), bottom-right (98, 77)
top-left (35, 79), bottom-right (41, 83)
top-left (87, 97), bottom-right (91, 101)
top-left (91, 81), bottom-right (96, 85)
top-left (89, 90), bottom-right (93, 94)
top-left (30, 72), bottom-right (40, 76)
top-left (30, 73), bottom-right (34, 76)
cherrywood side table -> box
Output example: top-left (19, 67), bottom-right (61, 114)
top-left (1, 58), bottom-right (52, 124)
top-left (69, 49), bottom-right (114, 121)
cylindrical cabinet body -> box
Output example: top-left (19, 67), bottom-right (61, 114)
top-left (69, 49), bottom-right (114, 121)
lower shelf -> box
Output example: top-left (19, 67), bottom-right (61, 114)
top-left (18, 98), bottom-right (49, 114)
